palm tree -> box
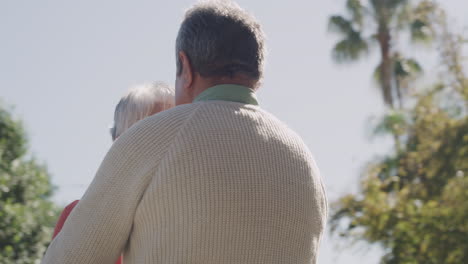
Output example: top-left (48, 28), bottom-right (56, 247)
top-left (329, 0), bottom-right (436, 108)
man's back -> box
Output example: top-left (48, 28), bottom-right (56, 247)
top-left (41, 100), bottom-right (327, 264)
top-left (125, 100), bottom-right (328, 263)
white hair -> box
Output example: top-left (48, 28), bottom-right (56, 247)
top-left (110, 82), bottom-right (174, 140)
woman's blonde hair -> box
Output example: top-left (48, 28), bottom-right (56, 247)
top-left (110, 82), bottom-right (174, 140)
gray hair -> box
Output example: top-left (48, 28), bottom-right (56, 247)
top-left (176, 0), bottom-right (266, 82)
top-left (110, 82), bottom-right (174, 140)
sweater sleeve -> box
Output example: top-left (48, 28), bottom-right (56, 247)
top-left (52, 200), bottom-right (80, 239)
top-left (41, 105), bottom-right (196, 264)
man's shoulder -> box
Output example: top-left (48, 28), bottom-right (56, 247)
top-left (112, 103), bottom-right (201, 151)
top-left (258, 108), bottom-right (316, 156)
top-left (129, 103), bottom-right (200, 135)
top-left (256, 108), bottom-right (304, 138)
top-left (147, 103), bottom-right (200, 123)
top-left (187, 102), bottom-right (309, 148)
top-left (106, 104), bottom-right (202, 170)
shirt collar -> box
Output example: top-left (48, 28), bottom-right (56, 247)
top-left (193, 84), bottom-right (259, 106)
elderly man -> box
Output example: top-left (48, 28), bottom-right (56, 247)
top-left (42, 1), bottom-right (327, 264)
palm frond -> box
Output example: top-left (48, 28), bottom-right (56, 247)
top-left (409, 1), bottom-right (438, 43)
top-left (328, 15), bottom-right (354, 35)
top-left (346, 0), bottom-right (364, 27)
top-left (332, 32), bottom-right (369, 63)
top-left (370, 0), bottom-right (409, 24)
top-left (373, 111), bottom-right (408, 137)
top-left (410, 19), bottom-right (433, 43)
top-left (395, 1), bottom-right (412, 30)
top-left (394, 56), bottom-right (422, 104)
top-left (385, 0), bottom-right (409, 10)
top-left (394, 57), bottom-right (422, 78)
top-left (370, 0), bottom-right (408, 11)
top-left (373, 63), bottom-right (382, 83)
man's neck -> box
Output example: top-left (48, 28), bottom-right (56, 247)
top-left (191, 74), bottom-right (257, 101)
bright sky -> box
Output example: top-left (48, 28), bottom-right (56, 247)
top-left (1, 0), bottom-right (466, 263)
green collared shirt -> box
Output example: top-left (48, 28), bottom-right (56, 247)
top-left (193, 84), bottom-right (259, 106)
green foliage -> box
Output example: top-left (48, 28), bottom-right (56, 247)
top-left (330, 8), bottom-right (468, 264)
top-left (346, 0), bottom-right (364, 26)
top-left (0, 108), bottom-right (27, 168)
top-left (328, 0), bottom-right (438, 108)
top-left (408, 1), bottom-right (438, 43)
top-left (393, 57), bottom-right (422, 80)
top-left (372, 110), bottom-right (408, 137)
top-left (0, 103), bottom-right (58, 264)
top-left (332, 91), bottom-right (468, 263)
top-left (329, 15), bottom-right (369, 63)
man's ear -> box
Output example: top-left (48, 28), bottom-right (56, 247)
top-left (179, 51), bottom-right (193, 91)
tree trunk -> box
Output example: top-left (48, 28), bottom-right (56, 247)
top-left (378, 22), bottom-right (394, 108)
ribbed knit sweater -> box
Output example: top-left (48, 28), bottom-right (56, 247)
top-left (42, 100), bottom-right (328, 264)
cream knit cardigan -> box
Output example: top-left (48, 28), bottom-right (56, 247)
top-left (42, 101), bottom-right (328, 264)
